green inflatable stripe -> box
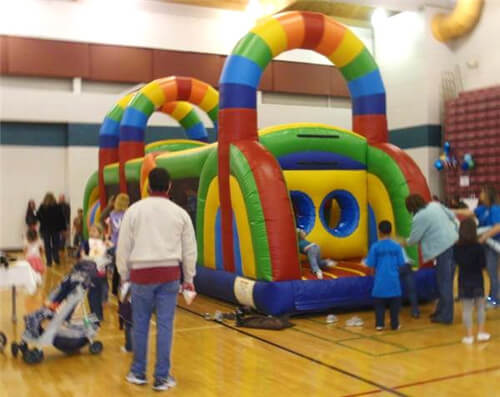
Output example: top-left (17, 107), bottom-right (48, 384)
top-left (130, 93), bottom-right (155, 116)
top-left (180, 110), bottom-right (201, 131)
top-left (230, 145), bottom-right (272, 281)
top-left (156, 145), bottom-right (215, 180)
top-left (260, 126), bottom-right (367, 165)
top-left (196, 149), bottom-right (219, 266)
top-left (82, 170), bottom-right (98, 239)
top-left (103, 164), bottom-right (120, 185)
top-left (207, 106), bottom-right (219, 124)
top-left (232, 33), bottom-right (272, 70)
top-left (145, 142), bottom-right (204, 154)
top-left (367, 146), bottom-right (417, 263)
top-left (340, 48), bottom-right (378, 82)
top-left (125, 159), bottom-right (142, 182)
top-left (107, 105), bottom-right (125, 122)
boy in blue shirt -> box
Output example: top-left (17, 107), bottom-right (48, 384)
top-left (365, 221), bottom-right (406, 330)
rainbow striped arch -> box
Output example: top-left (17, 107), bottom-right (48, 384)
top-left (97, 96), bottom-right (209, 206)
top-left (219, 11), bottom-right (387, 143)
top-left (215, 11), bottom-right (430, 280)
top-left (118, 77), bottom-right (219, 193)
top-left (97, 77), bottom-right (219, 207)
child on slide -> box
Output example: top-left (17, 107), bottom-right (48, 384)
top-left (297, 228), bottom-right (336, 279)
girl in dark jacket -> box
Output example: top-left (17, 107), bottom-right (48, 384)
top-left (37, 192), bottom-right (66, 266)
top-left (454, 218), bottom-right (490, 344)
top-left (25, 200), bottom-right (38, 230)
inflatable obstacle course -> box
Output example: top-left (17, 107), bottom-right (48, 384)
top-left (83, 11), bottom-right (437, 315)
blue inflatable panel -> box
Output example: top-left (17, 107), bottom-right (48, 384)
top-left (219, 83), bottom-right (256, 109)
top-left (99, 134), bottom-right (119, 149)
top-left (194, 265), bottom-right (438, 316)
top-left (100, 117), bottom-right (120, 136)
top-left (290, 190), bottom-right (316, 233)
top-left (367, 205), bottom-right (378, 247)
top-left (194, 266), bottom-right (237, 303)
top-left (120, 125), bottom-right (145, 142)
top-left (353, 93), bottom-right (386, 115)
top-left (121, 107), bottom-right (149, 130)
top-left (348, 69), bottom-right (385, 98)
top-left (278, 151), bottom-right (366, 170)
top-left (220, 55), bottom-right (262, 89)
top-left (185, 123), bottom-right (207, 141)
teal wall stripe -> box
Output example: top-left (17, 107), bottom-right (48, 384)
top-left (1, 121), bottom-right (437, 149)
top-left (1, 122), bottom-right (217, 146)
top-left (1, 122), bottom-right (68, 147)
top-left (389, 125), bottom-right (442, 149)
top-left (67, 123), bottom-right (100, 146)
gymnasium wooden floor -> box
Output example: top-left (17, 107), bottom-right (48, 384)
top-left (1, 260), bottom-right (499, 396)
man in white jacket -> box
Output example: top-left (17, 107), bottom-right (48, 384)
top-left (117, 167), bottom-right (197, 391)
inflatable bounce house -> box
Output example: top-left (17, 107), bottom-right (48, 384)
top-left (84, 11), bottom-right (438, 315)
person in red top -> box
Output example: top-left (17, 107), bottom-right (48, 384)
top-left (117, 168), bottom-right (197, 391)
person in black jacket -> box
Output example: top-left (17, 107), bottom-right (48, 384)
top-left (37, 192), bottom-right (66, 266)
top-left (58, 194), bottom-right (71, 252)
top-left (454, 218), bottom-right (490, 344)
top-left (25, 200), bottom-right (38, 230)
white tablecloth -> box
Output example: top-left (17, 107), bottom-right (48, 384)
top-left (0, 260), bottom-right (41, 295)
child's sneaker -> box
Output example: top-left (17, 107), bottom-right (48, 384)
top-left (153, 375), bottom-right (176, 391)
top-left (462, 336), bottom-right (474, 345)
top-left (346, 316), bottom-right (364, 327)
top-left (315, 270), bottom-right (323, 279)
top-left (375, 326), bottom-right (384, 331)
top-left (326, 314), bottom-right (338, 324)
top-left (126, 372), bottom-right (147, 385)
top-left (326, 259), bottom-right (337, 268)
top-left (477, 332), bottom-right (491, 342)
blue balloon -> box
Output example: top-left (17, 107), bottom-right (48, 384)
top-left (461, 161), bottom-right (470, 171)
top-left (434, 159), bottom-right (444, 171)
top-left (443, 141), bottom-right (451, 155)
top-left (464, 153), bottom-right (472, 162)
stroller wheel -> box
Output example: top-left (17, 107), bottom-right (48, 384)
top-left (89, 341), bottom-right (103, 355)
top-left (22, 348), bottom-right (44, 364)
top-left (10, 342), bottom-right (18, 358)
top-left (0, 332), bottom-right (7, 352)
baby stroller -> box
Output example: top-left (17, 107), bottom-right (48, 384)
top-left (11, 260), bottom-right (105, 364)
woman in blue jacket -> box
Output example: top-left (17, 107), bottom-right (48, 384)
top-left (403, 194), bottom-right (459, 324)
top-left (454, 185), bottom-right (500, 308)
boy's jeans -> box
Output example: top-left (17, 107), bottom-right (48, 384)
top-left (306, 244), bottom-right (329, 273)
top-left (131, 281), bottom-right (179, 380)
top-left (374, 297), bottom-right (401, 329)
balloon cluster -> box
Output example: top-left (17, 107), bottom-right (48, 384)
top-left (461, 153), bottom-right (475, 171)
top-left (434, 142), bottom-right (457, 171)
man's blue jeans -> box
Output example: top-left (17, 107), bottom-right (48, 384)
top-left (399, 264), bottom-right (420, 316)
top-left (131, 280), bottom-right (179, 380)
top-left (434, 247), bottom-right (454, 324)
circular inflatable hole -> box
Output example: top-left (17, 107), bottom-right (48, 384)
top-left (320, 190), bottom-right (360, 237)
top-left (290, 191), bottom-right (315, 234)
